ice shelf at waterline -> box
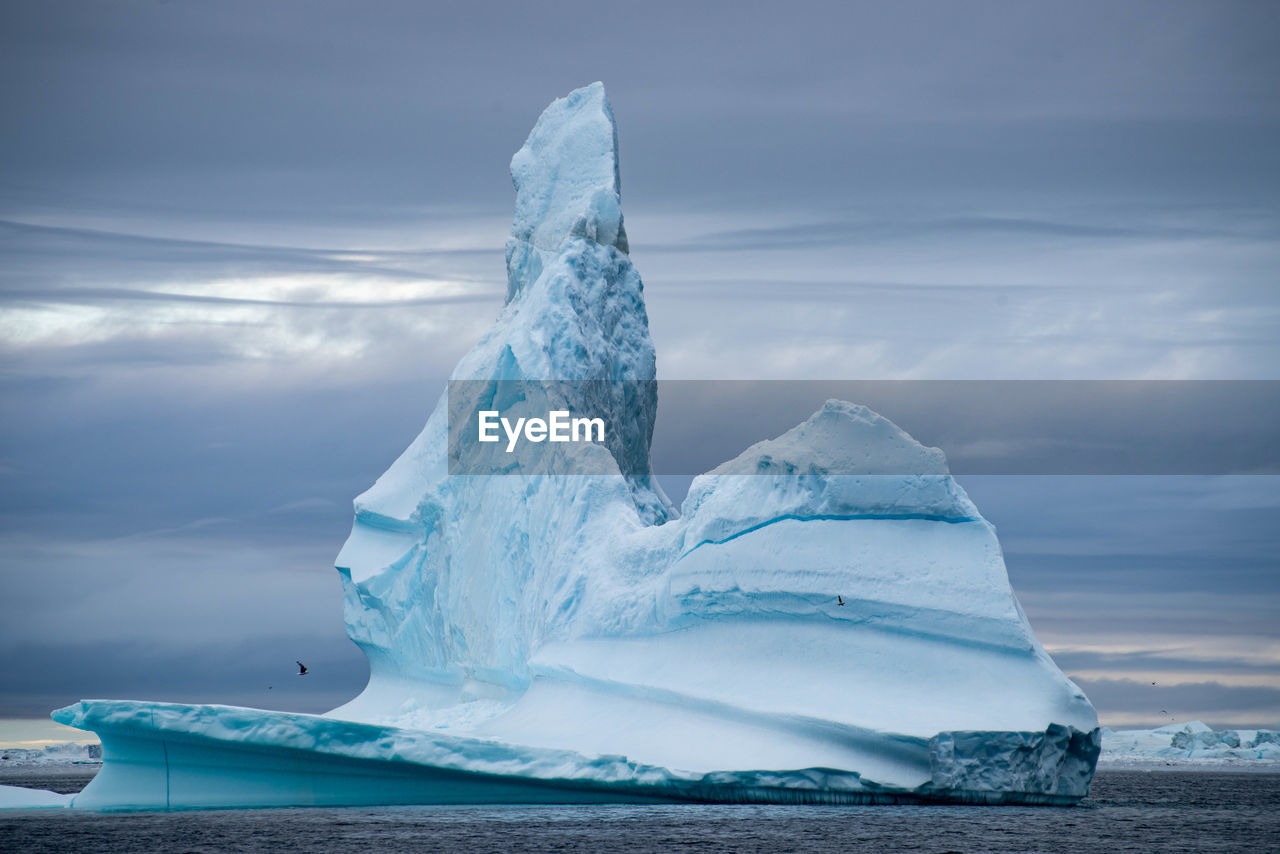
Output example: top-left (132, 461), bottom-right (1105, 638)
top-left (49, 82), bottom-right (1100, 810)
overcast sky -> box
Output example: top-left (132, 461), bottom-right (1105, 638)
top-left (1, 0), bottom-right (1278, 730)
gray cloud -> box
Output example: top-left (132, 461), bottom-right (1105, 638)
top-left (0, 637), bottom-right (366, 718)
top-left (1, 286), bottom-right (500, 310)
top-left (0, 218), bottom-right (503, 291)
top-left (1073, 678), bottom-right (1280, 729)
top-left (3, 1), bottom-right (1278, 221)
top-left (645, 381), bottom-right (1280, 475)
top-left (650, 213), bottom-right (1280, 254)
top-left (0, 377), bottom-right (435, 540)
top-left (1057, 651), bottom-right (1279, 677)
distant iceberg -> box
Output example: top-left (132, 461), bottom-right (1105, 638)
top-left (47, 82), bottom-right (1099, 809)
top-left (0, 742), bottom-right (99, 767)
top-left (1100, 721), bottom-right (1280, 767)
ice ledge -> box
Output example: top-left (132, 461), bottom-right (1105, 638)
top-left (50, 700), bottom-right (1098, 809)
top-left (0, 785), bottom-right (73, 809)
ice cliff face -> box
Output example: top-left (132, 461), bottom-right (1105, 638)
top-left (329, 82), bottom-right (1099, 800)
top-left (49, 83), bottom-right (1100, 809)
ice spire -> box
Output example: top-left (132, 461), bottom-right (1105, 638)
top-left (505, 82), bottom-right (628, 302)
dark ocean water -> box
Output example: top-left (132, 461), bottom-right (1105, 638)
top-left (1, 771), bottom-right (1277, 853)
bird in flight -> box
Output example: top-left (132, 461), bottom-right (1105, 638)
top-left (297, 661), bottom-right (308, 676)
top-left (837, 595), bottom-right (845, 606)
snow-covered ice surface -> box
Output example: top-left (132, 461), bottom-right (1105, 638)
top-left (0, 785), bottom-right (72, 809)
top-left (43, 83), bottom-right (1099, 810)
top-left (1100, 722), bottom-right (1280, 770)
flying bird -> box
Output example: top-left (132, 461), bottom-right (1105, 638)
top-left (837, 595), bottom-right (845, 606)
top-left (297, 661), bottom-right (308, 676)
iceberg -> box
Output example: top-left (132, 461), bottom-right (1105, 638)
top-left (45, 82), bottom-right (1099, 809)
top-left (0, 742), bottom-right (100, 768)
top-left (1100, 722), bottom-right (1280, 767)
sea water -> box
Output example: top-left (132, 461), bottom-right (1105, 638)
top-left (1, 771), bottom-right (1276, 853)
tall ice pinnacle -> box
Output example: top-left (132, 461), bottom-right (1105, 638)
top-left (328, 82), bottom-right (669, 717)
top-left (505, 82), bottom-right (628, 302)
